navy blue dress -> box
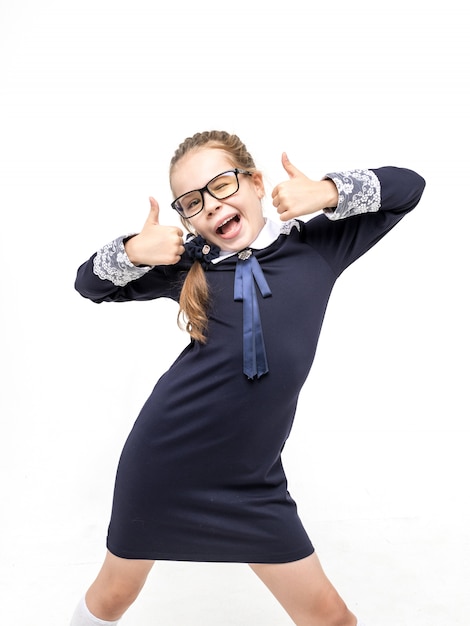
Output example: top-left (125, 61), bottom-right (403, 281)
top-left (75, 167), bottom-right (425, 563)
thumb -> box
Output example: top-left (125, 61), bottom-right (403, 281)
top-left (146, 196), bottom-right (160, 225)
top-left (281, 152), bottom-right (303, 179)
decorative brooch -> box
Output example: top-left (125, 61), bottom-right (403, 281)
top-left (238, 249), bottom-right (252, 261)
top-left (185, 235), bottom-right (220, 270)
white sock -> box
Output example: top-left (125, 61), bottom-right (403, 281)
top-left (70, 596), bottom-right (120, 626)
top-left (356, 621), bottom-right (367, 626)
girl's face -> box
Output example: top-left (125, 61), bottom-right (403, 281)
top-left (171, 148), bottom-right (266, 252)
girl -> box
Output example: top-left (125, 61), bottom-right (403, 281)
top-left (72, 130), bottom-right (425, 626)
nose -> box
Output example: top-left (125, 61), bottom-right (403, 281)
top-left (202, 190), bottom-right (221, 214)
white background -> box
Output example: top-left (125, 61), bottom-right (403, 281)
top-left (0, 1), bottom-right (469, 624)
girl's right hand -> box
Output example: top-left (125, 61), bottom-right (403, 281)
top-left (124, 197), bottom-right (186, 266)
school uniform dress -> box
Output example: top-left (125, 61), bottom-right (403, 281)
top-left (75, 167), bottom-right (425, 563)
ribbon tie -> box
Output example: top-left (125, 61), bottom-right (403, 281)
top-left (234, 249), bottom-right (272, 380)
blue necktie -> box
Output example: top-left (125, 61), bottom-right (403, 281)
top-left (234, 249), bottom-right (272, 379)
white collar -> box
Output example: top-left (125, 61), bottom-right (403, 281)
top-left (213, 218), bottom-right (282, 264)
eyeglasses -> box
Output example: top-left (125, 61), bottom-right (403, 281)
top-left (171, 169), bottom-right (252, 218)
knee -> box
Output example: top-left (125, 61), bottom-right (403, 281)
top-left (100, 582), bottom-right (141, 616)
top-left (317, 588), bottom-right (356, 626)
top-left (87, 552), bottom-right (154, 621)
top-left (325, 602), bottom-right (356, 626)
top-left (87, 576), bottom-right (144, 621)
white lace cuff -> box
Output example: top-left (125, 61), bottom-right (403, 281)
top-left (92, 235), bottom-right (153, 286)
top-left (323, 169), bottom-right (381, 220)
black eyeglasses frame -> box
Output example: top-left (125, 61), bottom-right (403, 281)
top-left (171, 169), bottom-right (252, 218)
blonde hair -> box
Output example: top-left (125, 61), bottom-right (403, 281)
top-left (170, 131), bottom-right (257, 343)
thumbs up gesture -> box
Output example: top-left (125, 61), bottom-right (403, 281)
top-left (124, 197), bottom-right (186, 266)
top-left (272, 153), bottom-right (338, 221)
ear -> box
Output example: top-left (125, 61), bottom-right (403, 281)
top-left (251, 171), bottom-right (265, 199)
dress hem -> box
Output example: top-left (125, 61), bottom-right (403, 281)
top-left (106, 541), bottom-right (315, 564)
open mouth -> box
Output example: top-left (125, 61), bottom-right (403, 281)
top-left (216, 215), bottom-right (240, 236)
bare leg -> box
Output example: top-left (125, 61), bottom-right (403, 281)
top-left (249, 552), bottom-right (357, 626)
top-left (84, 550), bottom-right (155, 621)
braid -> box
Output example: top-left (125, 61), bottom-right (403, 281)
top-left (170, 130), bottom-right (257, 344)
top-left (177, 262), bottom-right (210, 343)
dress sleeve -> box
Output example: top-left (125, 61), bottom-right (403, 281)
top-left (75, 235), bottom-right (186, 303)
top-left (92, 235), bottom-right (154, 286)
top-left (301, 166), bottom-right (426, 276)
top-left (322, 169), bottom-right (381, 220)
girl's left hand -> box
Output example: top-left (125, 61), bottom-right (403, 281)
top-left (272, 153), bottom-right (338, 221)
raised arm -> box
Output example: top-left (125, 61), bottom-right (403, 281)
top-left (271, 153), bottom-right (425, 223)
top-left (297, 165), bottom-right (426, 276)
top-left (75, 198), bottom-right (187, 303)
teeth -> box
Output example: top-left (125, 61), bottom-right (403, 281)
top-left (219, 216), bottom-right (234, 228)
top-left (216, 216), bottom-right (237, 234)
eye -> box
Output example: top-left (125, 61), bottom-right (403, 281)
top-left (181, 193), bottom-right (201, 212)
top-left (187, 198), bottom-right (201, 209)
top-left (209, 173), bottom-right (236, 195)
top-left (213, 181), bottom-right (229, 192)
